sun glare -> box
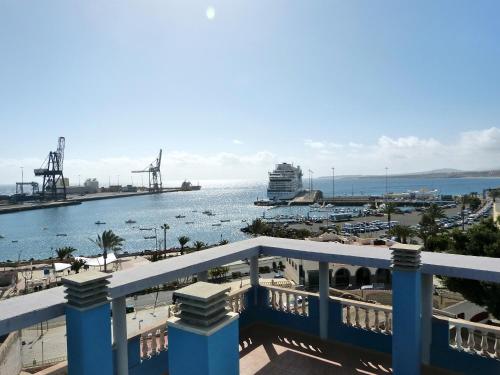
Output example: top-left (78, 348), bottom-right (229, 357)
top-left (206, 6), bottom-right (215, 20)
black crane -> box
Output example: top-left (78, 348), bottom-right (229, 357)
top-left (34, 137), bottom-right (67, 200)
top-left (132, 149), bottom-right (163, 193)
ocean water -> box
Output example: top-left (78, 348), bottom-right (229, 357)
top-left (0, 177), bottom-right (499, 262)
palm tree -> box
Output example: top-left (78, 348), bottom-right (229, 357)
top-left (383, 203), bottom-right (397, 228)
top-left (71, 259), bottom-right (86, 274)
top-left (388, 225), bottom-right (415, 244)
top-left (161, 223), bottom-right (170, 251)
top-left (178, 235), bottom-right (190, 255)
top-left (90, 230), bottom-right (124, 272)
top-left (193, 241), bottom-right (206, 252)
top-left (426, 203), bottom-right (445, 221)
top-left (56, 246), bottom-right (76, 260)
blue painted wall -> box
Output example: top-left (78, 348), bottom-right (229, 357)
top-left (65, 303), bottom-right (113, 375)
top-left (168, 318), bottom-right (239, 375)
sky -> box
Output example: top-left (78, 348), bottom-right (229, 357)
top-left (1, 1), bottom-right (500, 185)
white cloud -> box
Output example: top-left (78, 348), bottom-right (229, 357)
top-left (232, 139), bottom-right (243, 145)
top-left (304, 139), bottom-right (326, 149)
top-left (303, 127), bottom-right (500, 175)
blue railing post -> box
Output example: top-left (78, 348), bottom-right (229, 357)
top-left (62, 272), bottom-right (113, 375)
top-left (391, 244), bottom-right (423, 375)
top-left (168, 282), bottom-right (239, 375)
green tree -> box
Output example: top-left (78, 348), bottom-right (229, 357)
top-left (193, 241), bottom-right (206, 252)
top-left (71, 259), bottom-right (86, 274)
top-left (55, 246), bottom-right (76, 260)
top-left (383, 203), bottom-right (397, 227)
top-left (178, 235), bottom-right (190, 255)
top-left (219, 239), bottom-right (230, 245)
top-left (90, 230), bottom-right (124, 272)
top-left (419, 204), bottom-right (446, 250)
top-left (387, 225), bottom-right (415, 244)
top-left (443, 219), bottom-right (500, 319)
top-left (160, 223), bottom-right (170, 251)
top-left (248, 218), bottom-right (269, 235)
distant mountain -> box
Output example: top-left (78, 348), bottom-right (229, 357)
top-left (317, 168), bottom-right (500, 179)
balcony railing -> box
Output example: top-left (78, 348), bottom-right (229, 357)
top-left (339, 297), bottom-right (392, 334)
top-left (264, 285), bottom-right (313, 316)
top-left (449, 317), bottom-right (500, 359)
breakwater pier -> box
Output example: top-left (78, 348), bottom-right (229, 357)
top-left (0, 188), bottom-right (186, 215)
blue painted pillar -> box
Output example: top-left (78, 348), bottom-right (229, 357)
top-left (421, 273), bottom-right (433, 365)
top-left (391, 244), bottom-right (423, 375)
top-left (319, 261), bottom-right (329, 340)
top-left (168, 282), bottom-right (240, 375)
top-left (62, 272), bottom-right (113, 375)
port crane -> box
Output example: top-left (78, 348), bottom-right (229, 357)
top-left (132, 149), bottom-right (163, 193)
top-left (34, 137), bottom-right (67, 200)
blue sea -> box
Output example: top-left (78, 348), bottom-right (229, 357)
top-left (0, 177), bottom-right (499, 262)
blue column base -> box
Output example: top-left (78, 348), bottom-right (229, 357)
top-left (66, 303), bottom-right (113, 375)
top-left (168, 315), bottom-right (239, 375)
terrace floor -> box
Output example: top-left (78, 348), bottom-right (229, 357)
top-left (239, 324), bottom-right (456, 375)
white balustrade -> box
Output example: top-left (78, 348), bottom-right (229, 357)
top-left (228, 285), bottom-right (251, 313)
top-left (139, 322), bottom-right (168, 360)
top-left (449, 318), bottom-right (500, 359)
top-left (262, 285), bottom-right (312, 317)
top-left (339, 297), bottom-right (393, 334)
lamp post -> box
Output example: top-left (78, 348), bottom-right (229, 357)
top-left (161, 223), bottom-right (170, 252)
top-left (331, 167), bottom-right (335, 202)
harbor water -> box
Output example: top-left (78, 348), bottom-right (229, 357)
top-left (0, 177), bottom-right (499, 262)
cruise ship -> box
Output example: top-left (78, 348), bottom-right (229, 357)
top-left (267, 163), bottom-right (304, 200)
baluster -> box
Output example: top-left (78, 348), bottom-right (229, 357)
top-left (235, 295), bottom-right (240, 312)
top-left (364, 308), bottom-right (370, 329)
top-left (466, 328), bottom-right (475, 352)
top-left (141, 333), bottom-right (149, 358)
top-left (455, 325), bottom-right (463, 351)
top-left (293, 294), bottom-right (299, 314)
top-left (354, 306), bottom-right (360, 327)
top-left (345, 305), bottom-right (351, 326)
top-left (383, 311), bottom-right (389, 333)
top-left (480, 332), bottom-right (489, 356)
top-left (494, 336), bottom-right (499, 359)
top-left (159, 328), bottom-right (166, 351)
top-left (152, 330), bottom-right (159, 355)
top-left (240, 293), bottom-right (245, 311)
top-left (278, 292), bottom-right (283, 311)
top-left (374, 309), bottom-right (380, 332)
top-left (271, 290), bottom-right (276, 309)
top-left (286, 293), bottom-right (290, 313)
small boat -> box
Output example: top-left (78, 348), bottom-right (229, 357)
top-left (202, 210), bottom-right (213, 215)
top-left (144, 236), bottom-right (156, 240)
top-left (11, 240), bottom-right (18, 243)
top-left (95, 221), bottom-right (106, 225)
top-left (185, 221), bottom-right (195, 224)
top-left (175, 215), bottom-right (186, 219)
top-left (212, 223), bottom-right (222, 227)
top-left (241, 219), bottom-right (247, 223)
top-left (220, 219), bottom-right (230, 222)
top-left (139, 227), bottom-right (153, 231)
top-left (125, 219), bottom-right (137, 224)
top-left (0, 235), bottom-right (4, 239)
top-left (56, 233), bottom-right (67, 237)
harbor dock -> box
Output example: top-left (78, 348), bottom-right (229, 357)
top-left (0, 188), bottom-right (189, 215)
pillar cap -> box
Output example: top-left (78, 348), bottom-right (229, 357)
top-left (390, 243), bottom-right (422, 271)
top-left (174, 282), bottom-right (230, 328)
top-left (62, 271), bottom-right (111, 309)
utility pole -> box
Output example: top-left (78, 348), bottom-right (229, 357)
top-left (385, 167), bottom-right (389, 200)
top-left (20, 166), bottom-right (24, 194)
top-left (78, 175), bottom-right (81, 186)
top-left (331, 167), bottom-right (335, 202)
